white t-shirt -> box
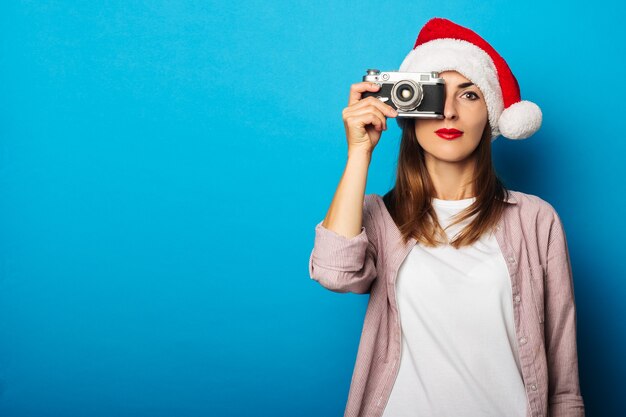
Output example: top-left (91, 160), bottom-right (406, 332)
top-left (381, 197), bottom-right (527, 417)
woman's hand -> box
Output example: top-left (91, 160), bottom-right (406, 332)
top-left (342, 82), bottom-right (398, 155)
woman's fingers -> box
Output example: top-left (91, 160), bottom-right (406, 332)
top-left (342, 82), bottom-right (400, 154)
top-left (349, 96), bottom-right (398, 119)
top-left (348, 82), bottom-right (383, 107)
top-left (343, 106), bottom-right (388, 131)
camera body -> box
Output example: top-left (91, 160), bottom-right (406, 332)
top-left (361, 69), bottom-right (445, 119)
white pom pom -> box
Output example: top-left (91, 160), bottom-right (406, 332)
top-left (498, 100), bottom-right (542, 139)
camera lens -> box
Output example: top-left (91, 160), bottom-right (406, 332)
top-left (391, 80), bottom-right (423, 111)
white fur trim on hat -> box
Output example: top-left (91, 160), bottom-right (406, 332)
top-left (399, 38), bottom-right (504, 140)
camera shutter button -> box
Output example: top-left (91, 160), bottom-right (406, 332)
top-left (382, 73), bottom-right (389, 80)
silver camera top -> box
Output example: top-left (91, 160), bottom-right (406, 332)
top-left (363, 69), bottom-right (443, 84)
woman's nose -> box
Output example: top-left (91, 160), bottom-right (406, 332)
top-left (443, 93), bottom-right (458, 120)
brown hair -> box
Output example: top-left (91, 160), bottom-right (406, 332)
top-left (383, 118), bottom-right (511, 249)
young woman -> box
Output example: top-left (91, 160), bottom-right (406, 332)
top-left (308, 18), bottom-right (584, 417)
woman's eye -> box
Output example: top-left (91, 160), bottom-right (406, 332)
top-left (463, 91), bottom-right (479, 100)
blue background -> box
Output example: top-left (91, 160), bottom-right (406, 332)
top-left (1, 1), bottom-right (624, 416)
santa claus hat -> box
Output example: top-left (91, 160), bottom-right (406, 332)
top-left (398, 17), bottom-right (542, 140)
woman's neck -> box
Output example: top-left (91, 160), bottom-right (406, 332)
top-left (425, 156), bottom-right (476, 200)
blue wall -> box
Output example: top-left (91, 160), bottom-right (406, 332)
top-left (1, 1), bottom-right (623, 416)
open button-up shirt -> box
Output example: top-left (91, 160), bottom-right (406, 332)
top-left (308, 190), bottom-right (584, 417)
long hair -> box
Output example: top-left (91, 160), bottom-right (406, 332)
top-left (384, 118), bottom-right (511, 248)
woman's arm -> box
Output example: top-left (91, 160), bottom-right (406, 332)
top-left (308, 82), bottom-right (395, 294)
top-left (322, 149), bottom-right (372, 238)
top-left (308, 151), bottom-right (378, 294)
top-left (544, 210), bottom-right (585, 417)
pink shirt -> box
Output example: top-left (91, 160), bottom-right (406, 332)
top-left (308, 190), bottom-right (585, 417)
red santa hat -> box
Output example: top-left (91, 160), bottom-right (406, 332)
top-left (398, 17), bottom-right (542, 140)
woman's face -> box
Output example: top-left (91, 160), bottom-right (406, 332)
top-left (414, 70), bottom-right (488, 164)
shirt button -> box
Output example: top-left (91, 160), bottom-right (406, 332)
top-left (519, 336), bottom-right (527, 345)
top-left (530, 383), bottom-right (537, 391)
top-left (507, 256), bottom-right (516, 264)
top-left (513, 295), bottom-right (521, 303)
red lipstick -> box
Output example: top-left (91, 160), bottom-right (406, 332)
top-left (435, 128), bottom-right (463, 140)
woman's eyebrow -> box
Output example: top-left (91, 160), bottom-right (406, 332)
top-left (456, 82), bottom-right (475, 88)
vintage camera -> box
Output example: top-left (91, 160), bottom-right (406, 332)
top-left (362, 69), bottom-right (445, 119)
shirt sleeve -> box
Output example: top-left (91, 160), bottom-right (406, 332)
top-left (544, 209), bottom-right (585, 417)
top-left (308, 197), bottom-right (378, 294)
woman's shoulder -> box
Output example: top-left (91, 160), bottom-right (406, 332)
top-left (361, 193), bottom-right (394, 231)
top-left (507, 189), bottom-right (562, 221)
top-left (362, 193), bottom-right (385, 221)
top-left (364, 193), bottom-right (391, 217)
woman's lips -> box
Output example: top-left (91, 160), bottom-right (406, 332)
top-left (436, 132), bottom-right (463, 140)
top-left (435, 128), bottom-right (463, 140)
